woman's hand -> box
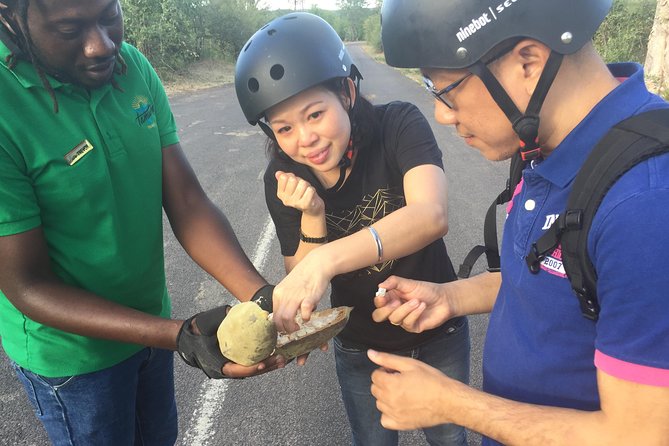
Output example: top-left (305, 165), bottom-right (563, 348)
top-left (275, 171), bottom-right (325, 216)
top-left (272, 250), bottom-right (334, 333)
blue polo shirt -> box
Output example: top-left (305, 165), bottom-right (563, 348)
top-left (482, 63), bottom-right (669, 444)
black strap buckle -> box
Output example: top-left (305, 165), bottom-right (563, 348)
top-left (525, 243), bottom-right (544, 274)
top-left (573, 287), bottom-right (600, 321)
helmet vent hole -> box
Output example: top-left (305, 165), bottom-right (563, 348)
top-left (267, 28), bottom-right (277, 36)
top-left (243, 40), bottom-right (252, 52)
top-left (248, 78), bottom-right (260, 93)
top-left (270, 64), bottom-right (285, 80)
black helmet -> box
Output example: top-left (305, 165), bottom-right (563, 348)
top-left (235, 12), bottom-right (361, 126)
top-left (382, 0), bottom-right (612, 163)
top-left (381, 0), bottom-right (612, 69)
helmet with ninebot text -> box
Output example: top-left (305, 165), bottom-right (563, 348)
top-left (235, 12), bottom-right (361, 127)
top-left (381, 0), bottom-right (613, 70)
top-left (381, 0), bottom-right (613, 163)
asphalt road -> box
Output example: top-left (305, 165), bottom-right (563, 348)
top-left (0, 43), bottom-right (509, 445)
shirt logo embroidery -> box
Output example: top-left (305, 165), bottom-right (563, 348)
top-left (542, 214), bottom-right (560, 230)
top-left (64, 140), bottom-right (94, 165)
top-left (540, 245), bottom-right (566, 278)
top-left (132, 96), bottom-right (156, 128)
top-left (539, 214), bottom-right (567, 278)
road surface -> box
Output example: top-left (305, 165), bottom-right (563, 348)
top-left (0, 42), bottom-right (509, 446)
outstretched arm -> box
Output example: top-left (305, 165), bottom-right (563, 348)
top-left (0, 226), bottom-right (182, 350)
top-left (272, 163), bottom-right (450, 332)
top-left (372, 271), bottom-right (501, 332)
top-left (162, 143), bottom-right (268, 301)
top-left (369, 351), bottom-right (669, 445)
top-left (0, 222), bottom-right (282, 379)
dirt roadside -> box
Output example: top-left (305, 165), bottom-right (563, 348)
top-left (161, 44), bottom-right (421, 97)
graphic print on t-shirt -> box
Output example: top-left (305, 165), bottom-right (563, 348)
top-left (326, 187), bottom-right (404, 274)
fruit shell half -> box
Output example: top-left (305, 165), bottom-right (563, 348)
top-left (274, 306), bottom-right (353, 360)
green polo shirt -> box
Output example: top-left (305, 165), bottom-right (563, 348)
top-left (0, 42), bottom-right (179, 376)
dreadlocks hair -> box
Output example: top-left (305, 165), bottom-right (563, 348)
top-left (0, 0), bottom-right (127, 113)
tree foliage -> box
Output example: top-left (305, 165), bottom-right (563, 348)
top-left (362, 2), bottom-right (381, 52)
top-left (121, 0), bottom-right (200, 73)
top-left (594, 0), bottom-right (656, 63)
top-left (335, 0), bottom-right (373, 41)
top-left (121, 0), bottom-right (272, 76)
top-left (120, 0), bottom-right (375, 78)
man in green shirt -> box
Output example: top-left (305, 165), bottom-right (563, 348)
top-left (0, 0), bottom-right (282, 444)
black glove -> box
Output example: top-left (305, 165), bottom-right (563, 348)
top-left (250, 284), bottom-right (274, 312)
top-left (176, 305), bottom-right (231, 379)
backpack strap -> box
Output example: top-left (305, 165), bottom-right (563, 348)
top-left (526, 108), bottom-right (669, 320)
top-left (458, 151), bottom-right (526, 278)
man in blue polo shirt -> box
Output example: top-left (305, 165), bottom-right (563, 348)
top-left (0, 0), bottom-right (282, 444)
top-left (368, 0), bottom-right (669, 444)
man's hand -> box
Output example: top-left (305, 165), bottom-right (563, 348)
top-left (368, 349), bottom-right (462, 430)
top-left (176, 305), bottom-right (285, 378)
top-left (371, 276), bottom-right (456, 333)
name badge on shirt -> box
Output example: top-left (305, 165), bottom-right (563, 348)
top-left (64, 140), bottom-right (94, 166)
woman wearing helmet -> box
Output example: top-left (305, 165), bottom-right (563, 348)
top-left (369, 1), bottom-right (669, 445)
top-left (235, 12), bottom-right (469, 446)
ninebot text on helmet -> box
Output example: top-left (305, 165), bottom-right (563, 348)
top-left (456, 0), bottom-right (521, 43)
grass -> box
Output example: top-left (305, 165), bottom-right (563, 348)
top-left (161, 58), bottom-right (236, 97)
top-left (162, 44), bottom-right (668, 101)
top-left (159, 45), bottom-right (424, 97)
top-left (361, 43), bottom-right (423, 86)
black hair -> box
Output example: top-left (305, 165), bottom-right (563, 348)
top-left (0, 0), bottom-right (127, 113)
top-left (265, 76), bottom-right (379, 162)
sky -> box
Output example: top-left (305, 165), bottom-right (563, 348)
top-left (261, 0), bottom-right (363, 10)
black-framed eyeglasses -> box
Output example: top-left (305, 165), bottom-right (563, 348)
top-left (423, 72), bottom-right (473, 109)
top-left (422, 41), bottom-right (519, 110)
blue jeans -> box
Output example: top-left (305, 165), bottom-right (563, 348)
top-left (334, 318), bottom-right (470, 446)
top-left (12, 347), bottom-right (177, 446)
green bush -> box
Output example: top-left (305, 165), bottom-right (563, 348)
top-left (594, 0), bottom-right (656, 63)
top-left (363, 13), bottom-right (382, 52)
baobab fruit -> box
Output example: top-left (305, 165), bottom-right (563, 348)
top-left (217, 301), bottom-right (277, 366)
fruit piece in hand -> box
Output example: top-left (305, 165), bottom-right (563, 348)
top-left (274, 306), bottom-right (352, 360)
top-left (217, 301), bottom-right (277, 366)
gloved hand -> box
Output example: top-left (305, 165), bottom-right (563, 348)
top-left (176, 305), bottom-right (231, 379)
top-left (177, 285), bottom-right (275, 378)
top-left (250, 284), bottom-right (274, 312)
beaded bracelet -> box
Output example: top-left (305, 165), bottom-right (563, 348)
top-left (299, 230), bottom-right (328, 244)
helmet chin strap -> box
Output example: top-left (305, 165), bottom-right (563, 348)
top-left (328, 75), bottom-right (361, 192)
top-left (259, 72), bottom-right (362, 193)
top-left (258, 120), bottom-right (276, 141)
top-left (468, 51), bottom-right (564, 161)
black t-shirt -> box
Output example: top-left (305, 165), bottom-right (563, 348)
top-left (264, 101), bottom-right (460, 351)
